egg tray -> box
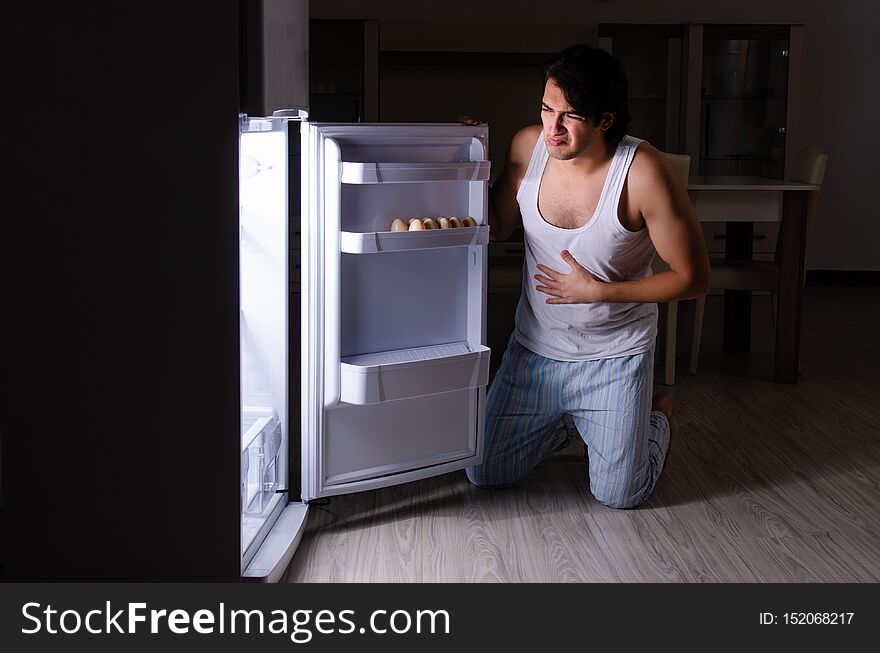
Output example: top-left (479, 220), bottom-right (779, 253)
top-left (340, 225), bottom-right (489, 254)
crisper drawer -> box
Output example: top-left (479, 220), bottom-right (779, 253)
top-left (323, 387), bottom-right (480, 487)
top-left (340, 342), bottom-right (490, 405)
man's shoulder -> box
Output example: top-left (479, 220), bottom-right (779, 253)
top-left (627, 140), bottom-right (670, 191)
top-left (509, 125), bottom-right (542, 164)
top-left (629, 139), bottom-right (664, 171)
top-left (513, 124), bottom-right (542, 142)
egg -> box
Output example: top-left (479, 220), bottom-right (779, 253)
top-left (462, 217), bottom-right (478, 227)
top-left (448, 216), bottom-right (463, 228)
top-left (408, 218), bottom-right (424, 231)
top-left (422, 218), bottom-right (437, 230)
top-left (437, 217), bottom-right (451, 229)
top-left (390, 218), bottom-right (408, 232)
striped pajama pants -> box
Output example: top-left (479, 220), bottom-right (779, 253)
top-left (466, 334), bottom-right (671, 509)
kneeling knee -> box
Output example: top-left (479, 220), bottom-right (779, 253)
top-left (592, 486), bottom-right (645, 510)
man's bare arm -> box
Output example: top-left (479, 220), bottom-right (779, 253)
top-left (601, 145), bottom-right (710, 302)
top-left (488, 125), bottom-right (540, 241)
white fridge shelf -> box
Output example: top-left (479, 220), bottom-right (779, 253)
top-left (340, 342), bottom-right (490, 405)
top-left (340, 161), bottom-right (491, 184)
top-left (340, 224), bottom-right (489, 253)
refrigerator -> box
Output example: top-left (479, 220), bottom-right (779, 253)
top-left (238, 117), bottom-right (492, 581)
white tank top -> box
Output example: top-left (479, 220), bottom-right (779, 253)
top-left (513, 133), bottom-right (658, 361)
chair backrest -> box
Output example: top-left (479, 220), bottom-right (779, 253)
top-left (652, 153), bottom-right (691, 272)
top-left (789, 146), bottom-right (829, 186)
top-left (775, 147), bottom-right (828, 274)
top-left (664, 153), bottom-right (691, 191)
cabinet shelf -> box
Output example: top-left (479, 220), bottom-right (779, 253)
top-left (341, 225), bottom-right (489, 253)
top-left (701, 96), bottom-right (787, 102)
top-left (340, 160), bottom-right (491, 184)
top-left (701, 156), bottom-right (783, 162)
top-left (310, 92), bottom-right (363, 98)
top-left (341, 342), bottom-right (490, 405)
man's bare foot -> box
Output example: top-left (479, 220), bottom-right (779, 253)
top-left (652, 390), bottom-right (675, 460)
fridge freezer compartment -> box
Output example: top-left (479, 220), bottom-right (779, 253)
top-left (340, 342), bottom-right (490, 404)
top-left (340, 224), bottom-right (488, 253)
top-left (340, 161), bottom-right (491, 184)
top-left (241, 411), bottom-right (283, 515)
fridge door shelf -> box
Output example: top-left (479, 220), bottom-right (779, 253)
top-left (340, 225), bottom-right (489, 253)
top-left (340, 342), bottom-right (490, 405)
top-left (241, 412), bottom-right (283, 515)
top-left (240, 450), bottom-right (249, 513)
top-left (340, 161), bottom-right (491, 184)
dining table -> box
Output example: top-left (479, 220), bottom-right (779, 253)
top-left (687, 176), bottom-right (821, 383)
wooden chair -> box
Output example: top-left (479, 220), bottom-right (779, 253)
top-left (689, 147), bottom-right (829, 374)
top-left (652, 153), bottom-right (691, 385)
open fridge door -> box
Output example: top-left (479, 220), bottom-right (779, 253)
top-left (239, 113), bottom-right (309, 582)
top-left (302, 123), bottom-right (491, 501)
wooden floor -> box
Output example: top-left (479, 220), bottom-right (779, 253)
top-left (285, 287), bottom-right (880, 582)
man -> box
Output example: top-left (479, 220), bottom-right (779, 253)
top-left (463, 45), bottom-right (710, 509)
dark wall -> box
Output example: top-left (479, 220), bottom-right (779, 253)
top-left (2, 3), bottom-right (242, 580)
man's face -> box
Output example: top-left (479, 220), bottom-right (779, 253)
top-left (540, 78), bottom-right (612, 161)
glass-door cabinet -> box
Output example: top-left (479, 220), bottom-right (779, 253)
top-left (699, 25), bottom-right (790, 177)
top-left (682, 23), bottom-right (805, 179)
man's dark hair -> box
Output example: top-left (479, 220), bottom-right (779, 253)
top-left (543, 44), bottom-right (631, 144)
